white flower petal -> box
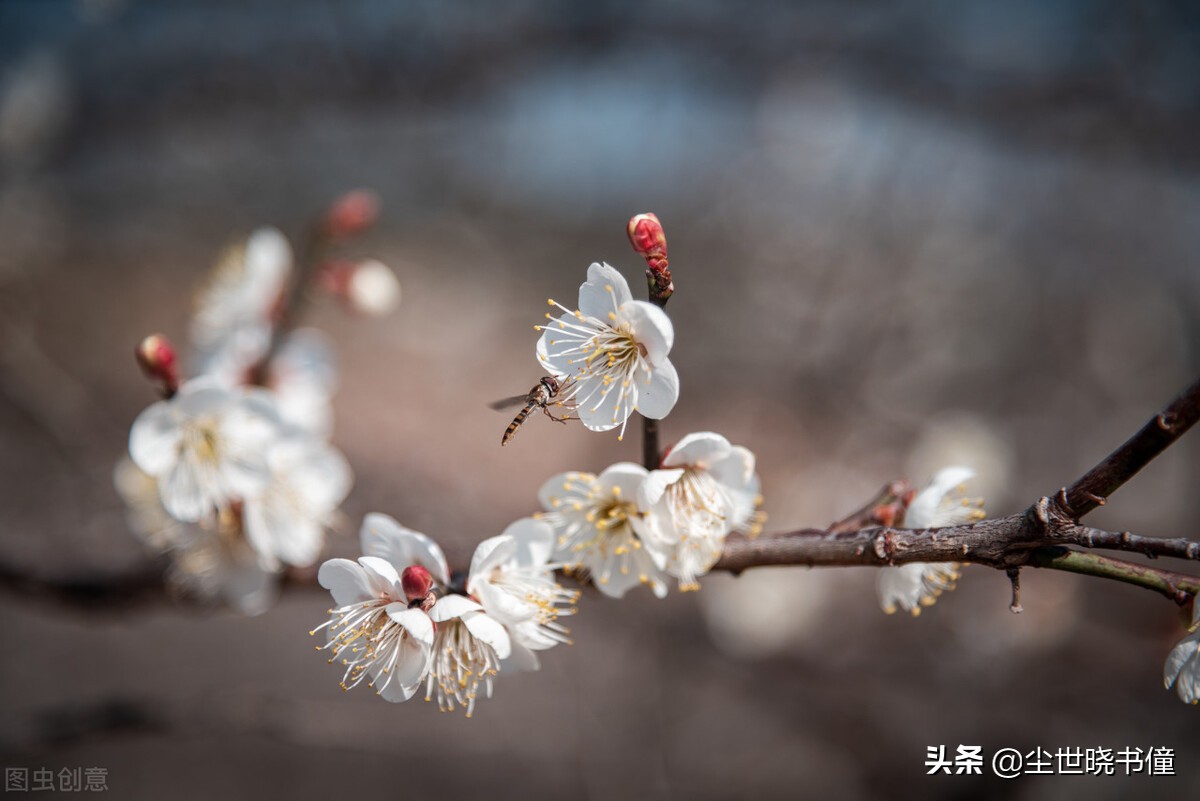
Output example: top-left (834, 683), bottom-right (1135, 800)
top-left (639, 468), bottom-right (686, 508)
top-left (473, 579), bottom-right (532, 624)
top-left (500, 517), bottom-right (556, 566)
top-left (128, 401), bottom-right (181, 476)
top-left (906, 466), bottom-right (977, 529)
top-left (461, 610), bottom-right (512, 660)
top-left (537, 471), bottom-right (593, 511)
top-left (357, 555), bottom-right (402, 594)
top-left (597, 462), bottom-right (649, 498)
top-left (428, 594), bottom-right (485, 622)
top-left (317, 558), bottom-right (373, 606)
top-left (578, 261), bottom-right (633, 319)
top-left (663, 432), bottom-right (731, 469)
top-left (376, 636), bottom-right (430, 702)
top-left (635, 359), bottom-right (679, 420)
top-left (359, 513), bottom-right (450, 585)
top-left (386, 604), bottom-right (436, 647)
top-left (468, 535), bottom-right (518, 593)
top-left (617, 299), bottom-right (674, 365)
top-left (158, 459), bottom-right (210, 522)
top-left (708, 445), bottom-right (757, 493)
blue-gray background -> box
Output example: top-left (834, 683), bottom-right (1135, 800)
top-left (1, 1), bottom-right (1198, 799)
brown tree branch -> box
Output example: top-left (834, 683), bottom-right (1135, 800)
top-left (4, 378), bottom-right (1199, 612)
top-left (1061, 375), bottom-right (1200, 518)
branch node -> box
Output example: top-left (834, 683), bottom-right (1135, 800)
top-left (1156, 411), bottom-right (1176, 432)
top-left (1006, 567), bottom-right (1023, 613)
top-left (1034, 496), bottom-right (1051, 526)
top-left (1081, 491), bottom-right (1107, 507)
top-left (872, 530), bottom-right (892, 563)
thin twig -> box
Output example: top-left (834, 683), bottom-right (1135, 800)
top-left (1061, 375), bottom-right (1200, 519)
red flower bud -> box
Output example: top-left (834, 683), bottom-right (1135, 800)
top-left (627, 212), bottom-right (668, 269)
top-left (401, 565), bottom-right (434, 603)
top-left (135, 333), bottom-right (179, 397)
top-left (322, 189), bottom-right (379, 240)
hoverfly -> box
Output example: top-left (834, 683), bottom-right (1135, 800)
top-left (491, 375), bottom-right (577, 446)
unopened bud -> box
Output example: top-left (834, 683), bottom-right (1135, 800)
top-left (347, 259), bottom-right (401, 316)
top-left (401, 565), bottom-right (434, 603)
top-left (627, 212), bottom-right (673, 305)
top-left (322, 189), bottom-right (379, 240)
top-left (135, 334), bottom-right (179, 397)
top-left (627, 212), bottom-right (668, 270)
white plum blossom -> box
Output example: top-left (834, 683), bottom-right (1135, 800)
top-left (877, 466), bottom-right (986, 616)
top-left (128, 377), bottom-right (282, 522)
top-left (537, 262), bottom-right (679, 438)
top-left (315, 553), bottom-right (436, 702)
top-left (538, 462), bottom-right (672, 598)
top-left (242, 433), bottom-right (352, 569)
top-left (467, 518), bottom-right (578, 670)
top-left (642, 432), bottom-right (765, 590)
top-left (190, 227), bottom-right (292, 385)
top-left (1164, 601), bottom-right (1200, 705)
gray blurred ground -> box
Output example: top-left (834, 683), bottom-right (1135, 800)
top-left (1, 1), bottom-right (1198, 799)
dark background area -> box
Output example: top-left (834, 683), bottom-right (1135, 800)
top-left (1, 1), bottom-right (1198, 798)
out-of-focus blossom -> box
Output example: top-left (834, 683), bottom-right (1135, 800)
top-left (642, 432), bottom-right (764, 590)
top-left (538, 462), bottom-right (672, 598)
top-left (190, 227), bottom-right (292, 384)
top-left (267, 328), bottom-right (338, 437)
top-left (467, 518), bottom-right (578, 670)
top-left (1164, 601), bottom-right (1200, 705)
top-left (113, 458), bottom-right (278, 615)
top-left (242, 434), bottom-right (352, 569)
top-left (128, 377), bottom-right (281, 522)
top-left (346, 259), bottom-right (401, 317)
top-left (537, 262), bottom-right (678, 438)
top-left (877, 466), bottom-right (985, 616)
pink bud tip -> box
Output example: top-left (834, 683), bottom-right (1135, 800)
top-left (323, 189), bottom-right (380, 239)
top-left (135, 334), bottom-right (179, 395)
top-left (401, 565), bottom-right (434, 602)
top-left (627, 212), bottom-right (668, 268)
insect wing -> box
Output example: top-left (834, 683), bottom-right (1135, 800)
top-left (489, 393), bottom-right (533, 411)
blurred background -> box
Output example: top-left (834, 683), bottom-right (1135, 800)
top-left (1, 0), bottom-right (1199, 798)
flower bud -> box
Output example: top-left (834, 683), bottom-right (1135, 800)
top-left (347, 259), bottom-right (401, 316)
top-left (135, 333), bottom-right (179, 396)
top-left (401, 565), bottom-right (434, 603)
top-left (322, 189), bottom-right (379, 240)
top-left (627, 212), bottom-right (668, 270)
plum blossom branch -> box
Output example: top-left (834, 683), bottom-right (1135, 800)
top-left (627, 212), bottom-right (672, 470)
top-left (717, 375), bottom-right (1200, 604)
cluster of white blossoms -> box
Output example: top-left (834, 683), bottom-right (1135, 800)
top-left (313, 514), bottom-right (577, 716)
top-left (876, 466), bottom-right (985, 616)
top-left (116, 228), bottom-right (355, 613)
top-left (535, 432), bottom-right (764, 597)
